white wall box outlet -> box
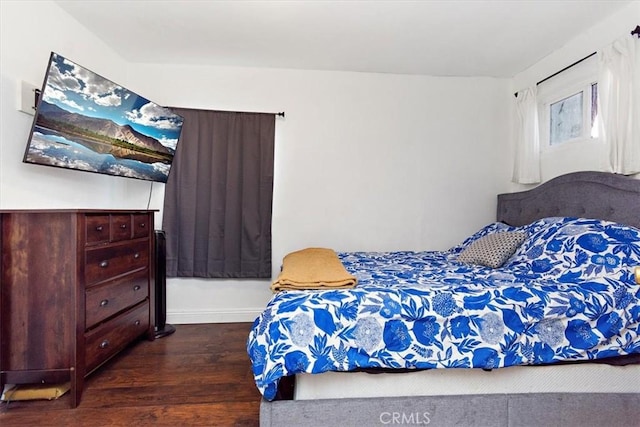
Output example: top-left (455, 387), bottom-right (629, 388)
top-left (19, 81), bottom-right (40, 116)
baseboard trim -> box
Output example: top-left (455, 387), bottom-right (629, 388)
top-left (167, 308), bottom-right (263, 324)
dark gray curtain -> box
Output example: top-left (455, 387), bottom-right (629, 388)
top-left (163, 108), bottom-right (275, 278)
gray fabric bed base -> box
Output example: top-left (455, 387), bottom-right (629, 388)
top-left (260, 393), bottom-right (640, 427)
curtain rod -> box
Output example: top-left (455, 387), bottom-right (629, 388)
top-left (167, 105), bottom-right (285, 117)
top-left (513, 51), bottom-right (595, 98)
top-left (535, 51), bottom-right (597, 87)
top-left (515, 25), bottom-right (639, 98)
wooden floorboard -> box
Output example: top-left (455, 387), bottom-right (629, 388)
top-left (0, 323), bottom-right (262, 426)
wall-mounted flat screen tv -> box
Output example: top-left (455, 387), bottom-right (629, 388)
top-left (23, 52), bottom-right (184, 183)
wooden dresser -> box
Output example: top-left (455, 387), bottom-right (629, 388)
top-left (0, 209), bottom-right (156, 407)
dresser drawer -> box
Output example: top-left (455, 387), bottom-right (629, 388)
top-left (86, 215), bottom-right (110, 245)
top-left (85, 240), bottom-right (149, 286)
top-left (111, 214), bottom-right (132, 241)
top-left (85, 270), bottom-right (149, 329)
top-left (85, 301), bottom-right (150, 373)
top-left (132, 213), bottom-right (151, 239)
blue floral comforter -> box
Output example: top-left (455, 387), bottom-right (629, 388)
top-left (247, 218), bottom-right (640, 400)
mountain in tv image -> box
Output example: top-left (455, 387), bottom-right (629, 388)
top-left (35, 100), bottom-right (174, 162)
top-left (25, 100), bottom-right (176, 182)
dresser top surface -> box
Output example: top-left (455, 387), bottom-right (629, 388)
top-left (0, 209), bottom-right (158, 214)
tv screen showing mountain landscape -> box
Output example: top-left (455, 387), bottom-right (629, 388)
top-left (23, 52), bottom-right (184, 183)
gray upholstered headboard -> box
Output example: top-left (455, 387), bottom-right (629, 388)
top-left (497, 171), bottom-right (640, 230)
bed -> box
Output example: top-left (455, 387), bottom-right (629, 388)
top-left (249, 171), bottom-right (640, 426)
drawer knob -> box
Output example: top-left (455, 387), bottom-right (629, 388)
top-left (134, 252), bottom-right (140, 259)
top-left (139, 223), bottom-right (146, 228)
top-left (133, 285), bottom-right (141, 291)
top-left (96, 225), bottom-right (104, 232)
top-left (120, 224), bottom-right (127, 229)
top-left (134, 320), bottom-right (141, 326)
top-left (100, 299), bottom-right (109, 307)
top-left (99, 260), bottom-right (109, 268)
top-left (99, 340), bottom-right (109, 349)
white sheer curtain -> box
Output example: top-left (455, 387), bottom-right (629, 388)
top-left (598, 34), bottom-right (640, 175)
top-left (512, 87), bottom-right (541, 184)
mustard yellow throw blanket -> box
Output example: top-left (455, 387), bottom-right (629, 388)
top-left (271, 248), bottom-right (357, 292)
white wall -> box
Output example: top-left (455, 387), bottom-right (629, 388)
top-left (1, 1), bottom-right (512, 324)
top-left (511, 0), bottom-right (640, 185)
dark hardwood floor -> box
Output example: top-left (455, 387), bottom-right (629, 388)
top-left (0, 323), bottom-right (262, 426)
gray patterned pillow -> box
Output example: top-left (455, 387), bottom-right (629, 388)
top-left (456, 231), bottom-right (527, 268)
